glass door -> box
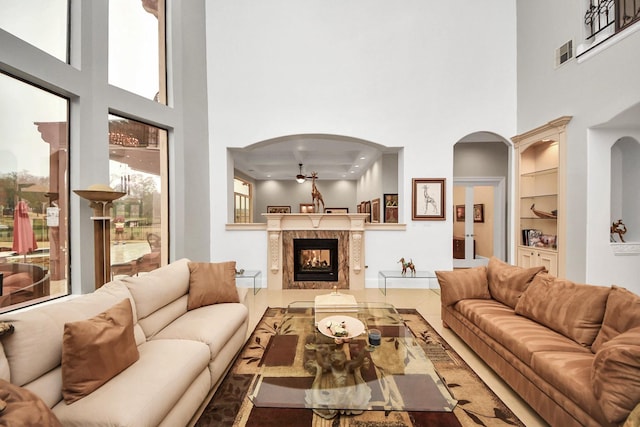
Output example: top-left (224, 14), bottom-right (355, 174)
top-left (453, 183), bottom-right (495, 268)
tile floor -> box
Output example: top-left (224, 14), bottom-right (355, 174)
top-left (243, 288), bottom-right (548, 427)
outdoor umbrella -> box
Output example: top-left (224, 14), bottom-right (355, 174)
top-left (12, 200), bottom-right (37, 260)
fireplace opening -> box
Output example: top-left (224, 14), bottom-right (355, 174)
top-left (293, 238), bottom-right (339, 282)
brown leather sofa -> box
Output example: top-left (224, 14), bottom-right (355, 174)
top-left (436, 257), bottom-right (640, 427)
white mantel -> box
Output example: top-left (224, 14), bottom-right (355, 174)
top-left (263, 213), bottom-right (369, 290)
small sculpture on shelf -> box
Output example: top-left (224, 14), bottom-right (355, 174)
top-left (398, 257), bottom-right (416, 276)
top-left (530, 204), bottom-right (557, 219)
top-left (610, 220), bottom-right (627, 243)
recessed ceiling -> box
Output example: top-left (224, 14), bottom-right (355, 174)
top-left (231, 134), bottom-right (396, 181)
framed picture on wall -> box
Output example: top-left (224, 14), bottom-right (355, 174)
top-left (299, 203), bottom-right (314, 213)
top-left (412, 178), bottom-right (446, 220)
top-left (384, 193), bottom-right (398, 223)
top-left (473, 204), bottom-right (484, 223)
top-left (267, 205), bottom-right (291, 214)
top-left (371, 198), bottom-right (380, 223)
top-left (364, 200), bottom-right (371, 222)
top-left (456, 204), bottom-right (484, 223)
top-left (325, 207), bottom-right (349, 213)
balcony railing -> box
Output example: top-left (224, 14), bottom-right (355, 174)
top-left (585, 0), bottom-right (640, 40)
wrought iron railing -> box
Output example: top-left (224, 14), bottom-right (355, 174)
top-left (585, 0), bottom-right (640, 40)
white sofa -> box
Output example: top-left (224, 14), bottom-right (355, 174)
top-left (0, 258), bottom-right (249, 427)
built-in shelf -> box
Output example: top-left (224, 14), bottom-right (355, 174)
top-left (521, 167), bottom-right (558, 177)
top-left (513, 116), bottom-right (571, 277)
top-left (520, 194), bottom-right (558, 199)
top-left (610, 242), bottom-right (640, 255)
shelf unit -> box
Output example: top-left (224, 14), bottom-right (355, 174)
top-left (512, 116), bottom-right (571, 277)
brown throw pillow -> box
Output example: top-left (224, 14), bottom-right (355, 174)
top-left (61, 299), bottom-right (139, 404)
top-left (592, 285), bottom-right (640, 353)
top-left (592, 326), bottom-right (640, 424)
top-left (187, 261), bottom-right (239, 311)
top-left (487, 256), bottom-right (545, 308)
top-left (515, 273), bottom-right (610, 346)
top-left (436, 266), bottom-right (490, 307)
top-left (0, 379), bottom-right (62, 426)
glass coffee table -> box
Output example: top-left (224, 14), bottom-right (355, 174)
top-left (248, 302), bottom-right (457, 419)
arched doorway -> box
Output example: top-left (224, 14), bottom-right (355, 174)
top-left (453, 133), bottom-right (511, 268)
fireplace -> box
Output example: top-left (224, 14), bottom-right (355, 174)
top-left (264, 213), bottom-right (368, 290)
top-left (293, 238), bottom-right (339, 282)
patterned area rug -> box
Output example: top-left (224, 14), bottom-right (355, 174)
top-left (196, 308), bottom-right (524, 427)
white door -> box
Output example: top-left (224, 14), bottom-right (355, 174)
top-left (453, 178), bottom-right (505, 268)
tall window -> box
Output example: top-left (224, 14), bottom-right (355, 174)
top-left (109, 115), bottom-right (168, 278)
top-left (0, 72), bottom-right (69, 313)
top-left (0, 0), bottom-right (69, 62)
top-left (234, 178), bottom-right (252, 223)
top-left (109, 0), bottom-right (167, 103)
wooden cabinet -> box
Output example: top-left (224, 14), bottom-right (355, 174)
top-left (453, 237), bottom-right (475, 259)
top-left (512, 116), bottom-right (571, 277)
top-left (517, 247), bottom-right (558, 275)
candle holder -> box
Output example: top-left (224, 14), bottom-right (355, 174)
top-left (74, 184), bottom-right (126, 289)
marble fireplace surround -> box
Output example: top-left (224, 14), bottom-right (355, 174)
top-left (264, 213), bottom-right (368, 290)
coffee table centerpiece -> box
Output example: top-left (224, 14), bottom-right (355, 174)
top-left (314, 288), bottom-right (363, 343)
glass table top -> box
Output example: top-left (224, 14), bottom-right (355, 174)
top-left (248, 301), bottom-right (457, 419)
top-left (378, 270), bottom-right (436, 279)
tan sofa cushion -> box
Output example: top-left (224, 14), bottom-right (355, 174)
top-left (515, 273), bottom-right (610, 346)
top-left (0, 378), bottom-right (62, 427)
top-left (487, 256), bottom-right (545, 308)
top-left (53, 340), bottom-right (211, 427)
top-left (435, 267), bottom-right (490, 306)
top-left (0, 281), bottom-right (136, 389)
top-left (592, 285), bottom-right (640, 353)
top-left (187, 261), bottom-right (239, 310)
top-left (62, 299), bottom-right (139, 404)
top-left (123, 258), bottom-right (191, 320)
top-left (592, 326), bottom-right (640, 424)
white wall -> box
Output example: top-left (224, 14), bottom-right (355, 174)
top-left (206, 1), bottom-right (517, 287)
top-left (516, 1), bottom-right (640, 289)
top-left (357, 156), bottom-right (383, 205)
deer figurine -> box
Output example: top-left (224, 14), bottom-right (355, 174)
top-left (398, 257), bottom-right (416, 276)
top-left (310, 172), bottom-right (325, 213)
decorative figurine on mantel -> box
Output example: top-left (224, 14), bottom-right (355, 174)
top-left (610, 219), bottom-right (627, 243)
top-left (311, 172), bottom-right (325, 213)
top-left (398, 257), bottom-right (416, 276)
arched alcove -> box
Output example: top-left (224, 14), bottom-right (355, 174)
top-left (453, 131), bottom-right (511, 266)
top-left (610, 136), bottom-right (640, 243)
top-left (229, 134), bottom-right (401, 223)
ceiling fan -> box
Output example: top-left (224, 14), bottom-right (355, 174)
top-left (295, 163), bottom-right (314, 184)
